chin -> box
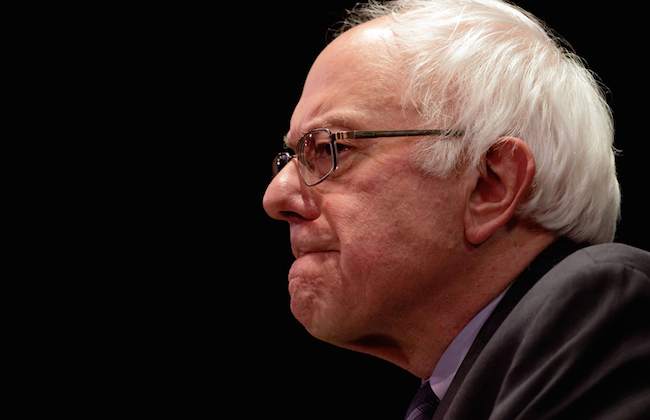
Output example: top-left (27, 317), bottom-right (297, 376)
top-left (291, 294), bottom-right (336, 338)
top-left (291, 294), bottom-right (367, 347)
top-left (288, 252), bottom-right (370, 345)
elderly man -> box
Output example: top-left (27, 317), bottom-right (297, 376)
top-left (263, 0), bottom-right (650, 418)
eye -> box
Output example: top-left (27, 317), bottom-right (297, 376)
top-left (315, 142), bottom-right (333, 157)
top-left (335, 143), bottom-right (351, 154)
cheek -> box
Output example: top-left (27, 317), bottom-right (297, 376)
top-left (331, 173), bottom-right (465, 303)
top-left (286, 152), bottom-right (468, 342)
top-left (336, 212), bottom-right (425, 298)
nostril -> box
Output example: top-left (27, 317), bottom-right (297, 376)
top-left (281, 211), bottom-right (305, 221)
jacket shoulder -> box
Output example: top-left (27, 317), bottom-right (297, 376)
top-left (516, 242), bottom-right (650, 344)
top-left (441, 243), bottom-right (650, 420)
top-left (559, 242), bottom-right (650, 277)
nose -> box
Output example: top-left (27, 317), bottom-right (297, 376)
top-left (263, 160), bottom-right (320, 222)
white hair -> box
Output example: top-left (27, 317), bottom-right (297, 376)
top-left (341, 0), bottom-right (620, 245)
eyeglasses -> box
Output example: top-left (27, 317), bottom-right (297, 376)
top-left (272, 128), bottom-right (463, 186)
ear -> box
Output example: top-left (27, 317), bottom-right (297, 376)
top-left (464, 137), bottom-right (536, 245)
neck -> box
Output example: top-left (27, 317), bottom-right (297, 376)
top-left (341, 226), bottom-right (556, 379)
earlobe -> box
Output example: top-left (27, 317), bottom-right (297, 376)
top-left (464, 138), bottom-right (535, 245)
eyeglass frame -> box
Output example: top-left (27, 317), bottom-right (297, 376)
top-left (272, 128), bottom-right (464, 186)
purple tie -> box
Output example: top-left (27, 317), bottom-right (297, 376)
top-left (404, 381), bottom-right (440, 420)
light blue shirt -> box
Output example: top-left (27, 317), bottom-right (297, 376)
top-left (427, 287), bottom-right (509, 400)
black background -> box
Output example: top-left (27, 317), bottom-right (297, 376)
top-left (107, 1), bottom-right (647, 417)
top-left (219, 2), bottom-right (648, 418)
top-left (227, 1), bottom-right (646, 418)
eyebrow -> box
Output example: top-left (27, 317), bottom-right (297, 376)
top-left (284, 115), bottom-right (359, 149)
top-left (282, 134), bottom-right (292, 150)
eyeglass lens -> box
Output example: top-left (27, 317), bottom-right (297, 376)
top-left (271, 129), bottom-right (336, 186)
top-left (298, 130), bottom-right (335, 186)
top-left (272, 153), bottom-right (292, 177)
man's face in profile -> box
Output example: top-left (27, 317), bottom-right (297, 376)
top-left (264, 22), bottom-right (475, 352)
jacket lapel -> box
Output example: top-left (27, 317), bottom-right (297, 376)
top-left (432, 238), bottom-right (585, 420)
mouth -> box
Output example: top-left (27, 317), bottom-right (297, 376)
top-left (296, 250), bottom-right (339, 258)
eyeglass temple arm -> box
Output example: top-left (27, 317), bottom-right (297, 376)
top-left (335, 130), bottom-right (464, 140)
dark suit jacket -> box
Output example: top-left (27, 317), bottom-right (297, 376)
top-left (433, 240), bottom-right (650, 420)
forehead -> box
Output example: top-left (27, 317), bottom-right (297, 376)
top-left (286, 21), bottom-right (404, 147)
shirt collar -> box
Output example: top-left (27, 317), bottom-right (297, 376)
top-left (426, 286), bottom-right (510, 400)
